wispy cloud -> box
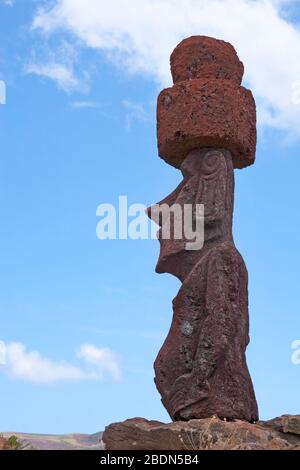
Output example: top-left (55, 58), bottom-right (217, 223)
top-left (0, 342), bottom-right (121, 385)
top-left (103, 286), bottom-right (129, 296)
top-left (31, 0), bottom-right (300, 137)
top-left (70, 100), bottom-right (100, 109)
top-left (74, 326), bottom-right (165, 341)
top-left (1, 0), bottom-right (14, 6)
top-left (26, 62), bottom-right (80, 92)
top-left (122, 99), bottom-right (150, 131)
top-left (78, 343), bottom-right (121, 381)
top-left (26, 40), bottom-right (88, 93)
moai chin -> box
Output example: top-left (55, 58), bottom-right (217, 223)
top-left (148, 36), bottom-right (258, 422)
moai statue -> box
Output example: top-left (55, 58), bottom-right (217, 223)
top-left (148, 36), bottom-right (258, 422)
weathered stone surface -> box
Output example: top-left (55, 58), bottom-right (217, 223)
top-left (157, 78), bottom-right (256, 169)
top-left (157, 35), bottom-right (256, 170)
top-left (148, 148), bottom-right (258, 422)
top-left (148, 37), bottom-right (259, 425)
top-left (103, 417), bottom-right (300, 451)
top-left (171, 36), bottom-right (244, 85)
top-left (262, 415), bottom-right (300, 436)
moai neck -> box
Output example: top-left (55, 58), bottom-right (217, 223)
top-left (183, 147), bottom-right (235, 273)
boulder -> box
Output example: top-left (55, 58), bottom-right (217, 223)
top-left (103, 416), bottom-right (300, 451)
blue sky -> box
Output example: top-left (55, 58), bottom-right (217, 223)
top-left (0, 0), bottom-right (300, 434)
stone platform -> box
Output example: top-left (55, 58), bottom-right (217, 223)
top-left (103, 415), bottom-right (300, 450)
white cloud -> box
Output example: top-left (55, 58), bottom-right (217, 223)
top-left (26, 62), bottom-right (80, 92)
top-left (1, 0), bottom-right (14, 6)
top-left (78, 344), bottom-right (121, 381)
top-left (70, 100), bottom-right (100, 109)
top-left (31, 0), bottom-right (300, 137)
top-left (0, 342), bottom-right (121, 385)
top-left (122, 99), bottom-right (150, 131)
top-left (26, 40), bottom-right (87, 93)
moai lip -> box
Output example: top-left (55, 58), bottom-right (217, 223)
top-left (149, 36), bottom-right (259, 422)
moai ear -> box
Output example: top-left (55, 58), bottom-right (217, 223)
top-left (181, 148), bottom-right (228, 177)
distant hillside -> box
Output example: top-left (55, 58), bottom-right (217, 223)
top-left (0, 432), bottom-right (103, 450)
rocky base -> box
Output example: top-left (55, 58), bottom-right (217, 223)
top-left (103, 416), bottom-right (300, 450)
top-left (0, 438), bottom-right (10, 451)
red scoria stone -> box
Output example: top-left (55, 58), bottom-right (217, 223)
top-left (171, 36), bottom-right (244, 85)
top-left (147, 37), bottom-right (259, 424)
top-left (157, 36), bottom-right (257, 170)
top-left (148, 148), bottom-right (258, 422)
top-left (157, 78), bottom-right (256, 169)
